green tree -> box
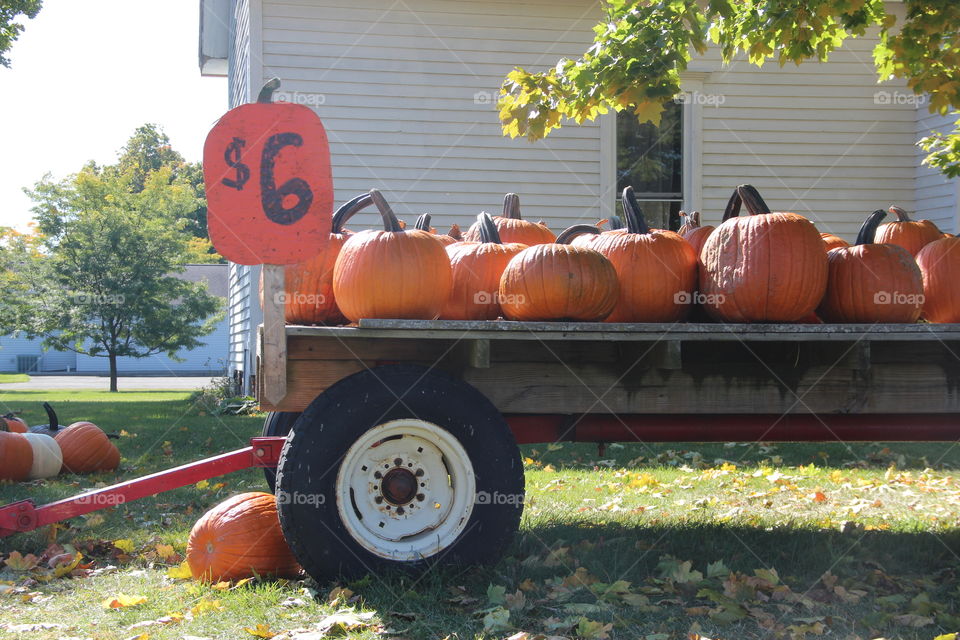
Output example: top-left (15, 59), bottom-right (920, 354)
top-left (0, 0), bottom-right (41, 68)
top-left (498, 0), bottom-right (960, 176)
top-left (12, 158), bottom-right (223, 392)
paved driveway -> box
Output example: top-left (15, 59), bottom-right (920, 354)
top-left (0, 376), bottom-right (216, 390)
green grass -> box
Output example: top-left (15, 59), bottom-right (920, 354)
top-left (0, 373), bottom-right (30, 383)
top-left (1, 390), bottom-right (959, 639)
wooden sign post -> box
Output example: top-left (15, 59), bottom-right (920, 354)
top-left (203, 78), bottom-right (334, 405)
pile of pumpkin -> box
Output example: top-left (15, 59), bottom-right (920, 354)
top-left (0, 405), bottom-right (120, 482)
top-left (274, 185), bottom-right (959, 326)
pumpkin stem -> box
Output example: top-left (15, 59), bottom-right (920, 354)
top-left (556, 224), bottom-right (600, 244)
top-left (609, 215), bottom-right (624, 230)
top-left (415, 214), bottom-right (432, 232)
top-left (503, 193), bottom-right (522, 219)
top-left (737, 184), bottom-right (773, 215)
top-left (476, 212), bottom-right (504, 244)
top-left (855, 210), bottom-right (887, 246)
top-left (332, 193), bottom-right (373, 233)
top-left (621, 186), bottom-right (651, 234)
top-left (722, 189), bottom-right (742, 221)
top-left (448, 224), bottom-right (462, 240)
top-left (689, 211), bottom-right (701, 227)
top-left (257, 78), bottom-right (282, 104)
top-left (889, 205), bottom-right (912, 222)
top-left (43, 402), bottom-right (59, 433)
top-left (368, 189), bottom-right (404, 232)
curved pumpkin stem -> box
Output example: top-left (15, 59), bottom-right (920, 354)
top-left (855, 210), bottom-right (887, 246)
top-left (476, 212), bottom-right (504, 244)
top-left (888, 205), bottom-right (911, 222)
top-left (556, 224), bottom-right (601, 244)
top-left (415, 214), bottom-right (432, 232)
top-left (621, 186), bottom-right (651, 234)
top-left (689, 211), bottom-right (701, 227)
top-left (722, 189), bottom-right (742, 221)
top-left (503, 193), bottom-right (522, 219)
top-left (257, 77), bottom-right (282, 104)
top-left (447, 224), bottom-right (462, 241)
top-left (368, 189), bottom-right (404, 232)
top-left (609, 215), bottom-right (624, 230)
top-left (332, 193), bottom-right (373, 233)
top-left (737, 184), bottom-right (772, 215)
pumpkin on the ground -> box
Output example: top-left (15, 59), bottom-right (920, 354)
top-left (916, 236), bottom-right (960, 323)
top-left (678, 211), bottom-right (714, 257)
top-left (55, 421), bottom-right (120, 474)
top-left (441, 213), bottom-right (527, 320)
top-left (29, 402), bottom-right (64, 438)
top-left (0, 431), bottom-right (32, 481)
top-left (818, 210), bottom-right (923, 323)
top-left (22, 433), bottom-right (62, 479)
top-left (464, 193), bottom-right (555, 245)
top-left (333, 190), bottom-right (453, 321)
top-left (187, 492), bottom-right (301, 582)
top-left (875, 206), bottom-right (942, 256)
top-left (820, 232), bottom-right (850, 252)
top-left (698, 184), bottom-right (828, 322)
top-left (498, 225), bottom-right (618, 322)
top-left (1, 414), bottom-right (27, 433)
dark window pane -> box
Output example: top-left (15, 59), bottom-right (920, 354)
top-left (616, 101), bottom-right (683, 197)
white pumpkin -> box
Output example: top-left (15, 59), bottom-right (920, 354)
top-left (22, 433), bottom-right (63, 479)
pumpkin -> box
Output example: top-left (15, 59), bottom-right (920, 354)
top-left (820, 232), bottom-right (849, 252)
top-left (29, 402), bottom-right (64, 438)
top-left (577, 187), bottom-right (697, 322)
top-left (0, 431), bottom-right (32, 481)
top-left (55, 421), bottom-right (120, 474)
top-left (333, 190), bottom-right (453, 321)
top-left (187, 492), bottom-right (301, 582)
top-left (441, 213), bottom-right (527, 320)
top-left (463, 193), bottom-right (555, 245)
top-left (417, 214), bottom-right (458, 247)
top-left (916, 236), bottom-right (960, 323)
top-left (875, 206), bottom-right (942, 256)
top-left (817, 210), bottom-right (923, 323)
top-left (279, 193), bottom-right (372, 326)
top-left (678, 210), bottom-right (714, 258)
top-left (22, 433), bottom-right (62, 479)
top-left (1, 414), bottom-right (27, 433)
top-left (447, 224), bottom-right (463, 243)
top-left (498, 226), bottom-right (619, 322)
top-left (698, 184), bottom-right (828, 322)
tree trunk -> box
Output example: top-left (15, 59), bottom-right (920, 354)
top-left (109, 352), bottom-right (118, 392)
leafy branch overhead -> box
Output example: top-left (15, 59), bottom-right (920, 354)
top-left (0, 0), bottom-right (42, 67)
top-left (498, 0), bottom-right (960, 176)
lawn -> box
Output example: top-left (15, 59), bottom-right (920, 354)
top-left (0, 373), bottom-right (31, 384)
top-left (1, 390), bottom-right (959, 640)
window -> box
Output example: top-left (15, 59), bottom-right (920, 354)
top-left (616, 100), bottom-right (683, 230)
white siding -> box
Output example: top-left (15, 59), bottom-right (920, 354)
top-left (0, 336), bottom-right (76, 373)
top-left (915, 110), bottom-right (958, 233)
top-left (227, 263), bottom-right (261, 391)
top-left (229, 0), bottom-right (253, 109)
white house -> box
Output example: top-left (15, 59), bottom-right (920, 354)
top-left (198, 0), bottom-right (959, 394)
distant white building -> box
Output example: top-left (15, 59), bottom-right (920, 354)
top-left (199, 0), bottom-right (959, 393)
top-left (0, 264), bottom-right (229, 376)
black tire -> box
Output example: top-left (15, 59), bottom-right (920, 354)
top-left (275, 364), bottom-right (524, 580)
top-left (261, 411), bottom-right (301, 492)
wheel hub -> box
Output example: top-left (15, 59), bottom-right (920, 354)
top-left (381, 467), bottom-right (418, 505)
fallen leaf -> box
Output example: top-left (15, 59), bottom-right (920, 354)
top-left (482, 607), bottom-right (511, 633)
top-left (113, 539), bottom-right (136, 554)
top-left (196, 480), bottom-right (210, 489)
top-left (314, 609), bottom-right (376, 634)
top-left (327, 586), bottom-right (353, 603)
top-left (103, 594), bottom-right (148, 609)
top-left (189, 598), bottom-right (224, 616)
top-left (167, 562), bottom-right (192, 579)
top-left (4, 551), bottom-right (40, 571)
top-left (155, 544), bottom-right (176, 561)
top-left (244, 623), bottom-right (276, 638)
top-left (577, 618), bottom-right (613, 639)
top-left (51, 552), bottom-right (83, 578)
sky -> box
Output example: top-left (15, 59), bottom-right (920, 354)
top-left (0, 0), bottom-right (227, 230)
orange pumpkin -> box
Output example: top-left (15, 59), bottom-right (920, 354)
top-left (0, 431), bottom-right (32, 481)
top-left (498, 226), bottom-right (619, 322)
top-left (282, 193), bottom-right (371, 326)
top-left (464, 193), bottom-right (555, 245)
top-left (818, 210), bottom-right (923, 323)
top-left (55, 422), bottom-right (120, 474)
top-left (416, 214), bottom-right (458, 247)
top-left (820, 232), bottom-right (850, 252)
top-left (678, 210), bottom-right (714, 258)
top-left (333, 190), bottom-right (453, 321)
top-left (187, 492), bottom-right (301, 582)
top-left (1, 414), bottom-right (27, 433)
top-left (441, 213), bottom-right (527, 320)
top-left (875, 206), bottom-right (942, 256)
top-left (916, 236), bottom-right (960, 323)
top-left (699, 184), bottom-right (828, 322)
top-left (578, 187), bottom-right (697, 322)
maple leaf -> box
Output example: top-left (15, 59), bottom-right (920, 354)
top-left (189, 598), bottom-right (224, 616)
top-left (577, 618), bottom-right (613, 639)
top-left (166, 561), bottom-right (192, 579)
top-left (51, 552), bottom-right (83, 578)
top-left (244, 623), bottom-right (276, 638)
top-left (482, 607), bottom-right (511, 633)
top-left (4, 551), bottom-right (40, 571)
top-left (113, 539), bottom-right (135, 554)
top-left (102, 594), bottom-right (148, 608)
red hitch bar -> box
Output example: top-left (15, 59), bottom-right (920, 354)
top-left (0, 436), bottom-right (286, 538)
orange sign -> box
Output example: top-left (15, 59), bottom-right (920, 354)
top-left (203, 96), bottom-right (332, 265)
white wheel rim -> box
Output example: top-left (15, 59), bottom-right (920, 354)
top-left (336, 418), bottom-right (476, 561)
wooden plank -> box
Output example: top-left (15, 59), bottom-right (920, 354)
top-left (260, 265), bottom-right (288, 406)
